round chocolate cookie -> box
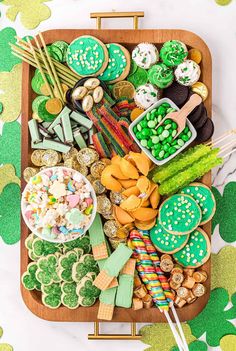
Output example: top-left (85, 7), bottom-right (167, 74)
top-left (196, 118), bottom-right (214, 142)
top-left (188, 102), bottom-right (204, 124)
top-left (194, 107), bottom-right (208, 130)
top-left (163, 81), bottom-right (189, 106)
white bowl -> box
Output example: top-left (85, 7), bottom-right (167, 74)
top-left (21, 166), bottom-right (97, 243)
top-left (129, 98), bottom-right (197, 166)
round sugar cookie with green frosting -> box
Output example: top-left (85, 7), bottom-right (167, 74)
top-left (99, 43), bottom-right (130, 83)
top-left (180, 183), bottom-right (216, 225)
top-left (159, 194), bottom-right (202, 235)
top-left (66, 35), bottom-right (109, 77)
top-left (173, 228), bottom-right (211, 268)
top-left (150, 219), bottom-right (190, 254)
top-left (127, 66), bottom-right (148, 88)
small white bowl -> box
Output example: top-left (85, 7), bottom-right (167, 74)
top-left (129, 98), bottom-right (197, 166)
top-left (21, 166), bottom-right (97, 243)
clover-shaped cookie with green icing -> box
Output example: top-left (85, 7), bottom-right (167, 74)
top-left (36, 254), bottom-right (61, 286)
top-left (22, 262), bottom-right (41, 291)
top-left (41, 283), bottom-right (62, 309)
top-left (58, 249), bottom-right (83, 282)
top-left (63, 235), bottom-right (91, 254)
top-left (32, 237), bottom-right (61, 258)
top-left (72, 254), bottom-right (99, 283)
top-left (61, 282), bottom-right (80, 309)
top-left (77, 276), bottom-right (100, 307)
top-left (171, 340), bottom-right (208, 351)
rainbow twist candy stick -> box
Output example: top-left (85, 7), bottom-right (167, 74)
top-left (140, 230), bottom-right (174, 303)
top-left (130, 229), bottom-right (169, 311)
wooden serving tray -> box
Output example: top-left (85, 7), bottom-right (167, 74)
top-left (21, 28), bottom-right (212, 322)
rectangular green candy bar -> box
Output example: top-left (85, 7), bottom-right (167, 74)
top-left (53, 124), bottom-right (65, 142)
top-left (70, 111), bottom-right (93, 129)
top-left (61, 113), bottom-right (73, 143)
top-left (31, 141), bottom-right (48, 150)
top-left (43, 138), bottom-right (71, 153)
top-left (48, 106), bottom-right (71, 133)
top-left (28, 119), bottom-right (42, 144)
top-left (74, 129), bottom-right (87, 149)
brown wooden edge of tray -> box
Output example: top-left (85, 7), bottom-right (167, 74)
top-left (20, 28), bottom-right (212, 322)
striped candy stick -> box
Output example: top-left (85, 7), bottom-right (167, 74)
top-left (140, 230), bottom-right (175, 302)
top-left (130, 230), bottom-right (169, 311)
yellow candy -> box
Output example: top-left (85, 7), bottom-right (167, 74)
top-left (28, 193), bottom-right (37, 203)
top-left (48, 196), bottom-right (57, 205)
top-left (31, 175), bottom-right (42, 184)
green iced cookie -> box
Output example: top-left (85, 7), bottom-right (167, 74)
top-left (99, 43), bottom-right (129, 83)
top-left (160, 40), bottom-right (188, 67)
top-left (173, 228), bottom-right (211, 268)
top-left (22, 262), bottom-right (41, 291)
top-left (58, 249), bottom-right (83, 282)
top-left (61, 281), bottom-right (80, 309)
top-left (32, 237), bottom-right (61, 258)
top-left (76, 276), bottom-right (100, 307)
top-left (180, 183), bottom-right (216, 225)
top-left (32, 96), bottom-right (49, 114)
top-left (129, 60), bottom-right (138, 76)
top-left (72, 254), bottom-right (99, 283)
top-left (36, 254), bottom-right (61, 286)
top-left (31, 69), bottom-right (52, 95)
top-left (150, 219), bottom-right (189, 253)
top-left (148, 63), bottom-right (174, 89)
top-left (127, 66), bottom-right (148, 88)
top-left (37, 99), bottom-right (58, 122)
top-left (25, 233), bottom-right (37, 250)
top-left (52, 41), bottom-right (69, 62)
top-left (67, 35), bottom-right (108, 76)
top-left (63, 235), bottom-right (91, 254)
top-left (159, 194), bottom-right (202, 235)
top-left (42, 283), bottom-right (62, 309)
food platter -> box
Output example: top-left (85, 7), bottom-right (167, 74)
top-left (21, 27), bottom-right (212, 323)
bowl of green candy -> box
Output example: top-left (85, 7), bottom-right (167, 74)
top-left (129, 98), bottom-right (197, 166)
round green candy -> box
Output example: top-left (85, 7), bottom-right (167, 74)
top-left (187, 131), bottom-right (192, 138)
top-left (137, 124), bottom-right (142, 131)
top-left (167, 108), bottom-right (176, 113)
top-left (157, 115), bottom-right (163, 123)
top-left (177, 139), bottom-right (185, 146)
top-left (182, 134), bottom-right (189, 142)
top-left (163, 144), bottom-right (170, 152)
top-left (162, 103), bottom-right (171, 108)
top-left (165, 124), bottom-right (172, 130)
top-left (141, 139), bottom-right (148, 147)
top-left (173, 228), bottom-right (210, 268)
top-left (140, 120), bottom-right (148, 128)
top-left (159, 150), bottom-right (164, 158)
top-left (150, 218), bottom-right (190, 254)
top-left (172, 122), bottom-right (178, 129)
top-left (169, 147), bottom-right (176, 154)
top-left (147, 139), bottom-right (153, 148)
top-left (148, 120), bottom-right (156, 128)
top-left (133, 126), bottom-right (137, 133)
top-left (162, 130), bottom-right (169, 138)
top-left (172, 130), bottom-right (177, 137)
top-left (136, 132), bottom-right (142, 140)
top-left (157, 126), bottom-right (164, 135)
top-left (183, 126), bottom-right (189, 133)
top-left (159, 194), bottom-right (202, 235)
top-left (153, 143), bottom-right (161, 151)
top-left (152, 136), bottom-right (160, 144)
top-left (167, 136), bottom-right (173, 143)
top-left (157, 106), bottom-right (166, 116)
top-left (141, 128), bottom-right (150, 138)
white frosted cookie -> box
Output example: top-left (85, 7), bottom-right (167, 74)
top-left (134, 83), bottom-right (161, 110)
top-left (132, 43), bottom-right (159, 69)
top-left (175, 60), bottom-right (201, 86)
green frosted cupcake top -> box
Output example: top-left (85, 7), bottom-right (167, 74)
top-left (67, 36), bottom-right (106, 76)
top-left (160, 40), bottom-right (188, 67)
top-left (159, 194), bottom-right (202, 234)
top-left (148, 63), bottom-right (174, 89)
top-left (173, 228), bottom-right (210, 268)
top-left (180, 183), bottom-right (216, 224)
top-left (150, 219), bottom-right (189, 253)
top-left (99, 43), bottom-right (127, 82)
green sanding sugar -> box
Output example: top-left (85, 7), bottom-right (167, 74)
top-left (127, 67), bottom-right (148, 88)
top-left (159, 194), bottom-right (202, 234)
top-left (215, 0), bottom-right (232, 5)
top-left (0, 102), bottom-right (3, 114)
top-left (173, 228), bottom-right (210, 268)
top-left (150, 218), bottom-right (189, 253)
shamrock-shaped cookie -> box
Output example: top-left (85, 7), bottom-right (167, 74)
top-left (21, 262), bottom-right (41, 291)
top-left (36, 254), bottom-right (61, 286)
top-left (63, 235), bottom-right (91, 254)
top-left (61, 282), bottom-right (80, 309)
top-left (77, 276), bottom-right (100, 307)
top-left (72, 254), bottom-right (99, 283)
top-left (42, 283), bottom-right (62, 309)
top-left (25, 233), bottom-right (36, 250)
top-left (32, 237), bottom-right (61, 258)
top-left (58, 249), bottom-right (83, 282)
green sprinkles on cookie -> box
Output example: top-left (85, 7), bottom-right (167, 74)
top-left (180, 183), bottom-right (216, 225)
top-left (150, 218), bottom-right (189, 253)
top-left (61, 281), bottom-right (80, 309)
top-left (99, 43), bottom-right (130, 83)
top-left (22, 262), bottom-right (41, 291)
top-left (66, 35), bottom-right (108, 76)
top-left (159, 194), bottom-right (202, 234)
top-left (173, 228), bottom-right (210, 268)
top-left (42, 283), bottom-right (62, 309)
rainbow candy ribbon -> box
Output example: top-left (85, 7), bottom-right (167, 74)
top-left (140, 230), bottom-right (174, 302)
top-left (130, 229), bottom-right (169, 311)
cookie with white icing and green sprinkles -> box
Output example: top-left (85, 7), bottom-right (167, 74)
top-left (173, 228), bottom-right (211, 268)
top-left (66, 35), bottom-right (109, 77)
top-left (180, 183), bottom-right (216, 225)
top-left (159, 194), bottom-right (202, 235)
top-left (99, 43), bottom-right (130, 84)
top-left (150, 219), bottom-right (190, 254)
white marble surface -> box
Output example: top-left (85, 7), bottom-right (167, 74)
top-left (0, 0), bottom-right (236, 350)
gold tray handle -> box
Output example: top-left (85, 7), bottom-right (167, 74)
top-left (90, 11), bottom-right (144, 29)
top-left (88, 322), bottom-right (141, 340)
